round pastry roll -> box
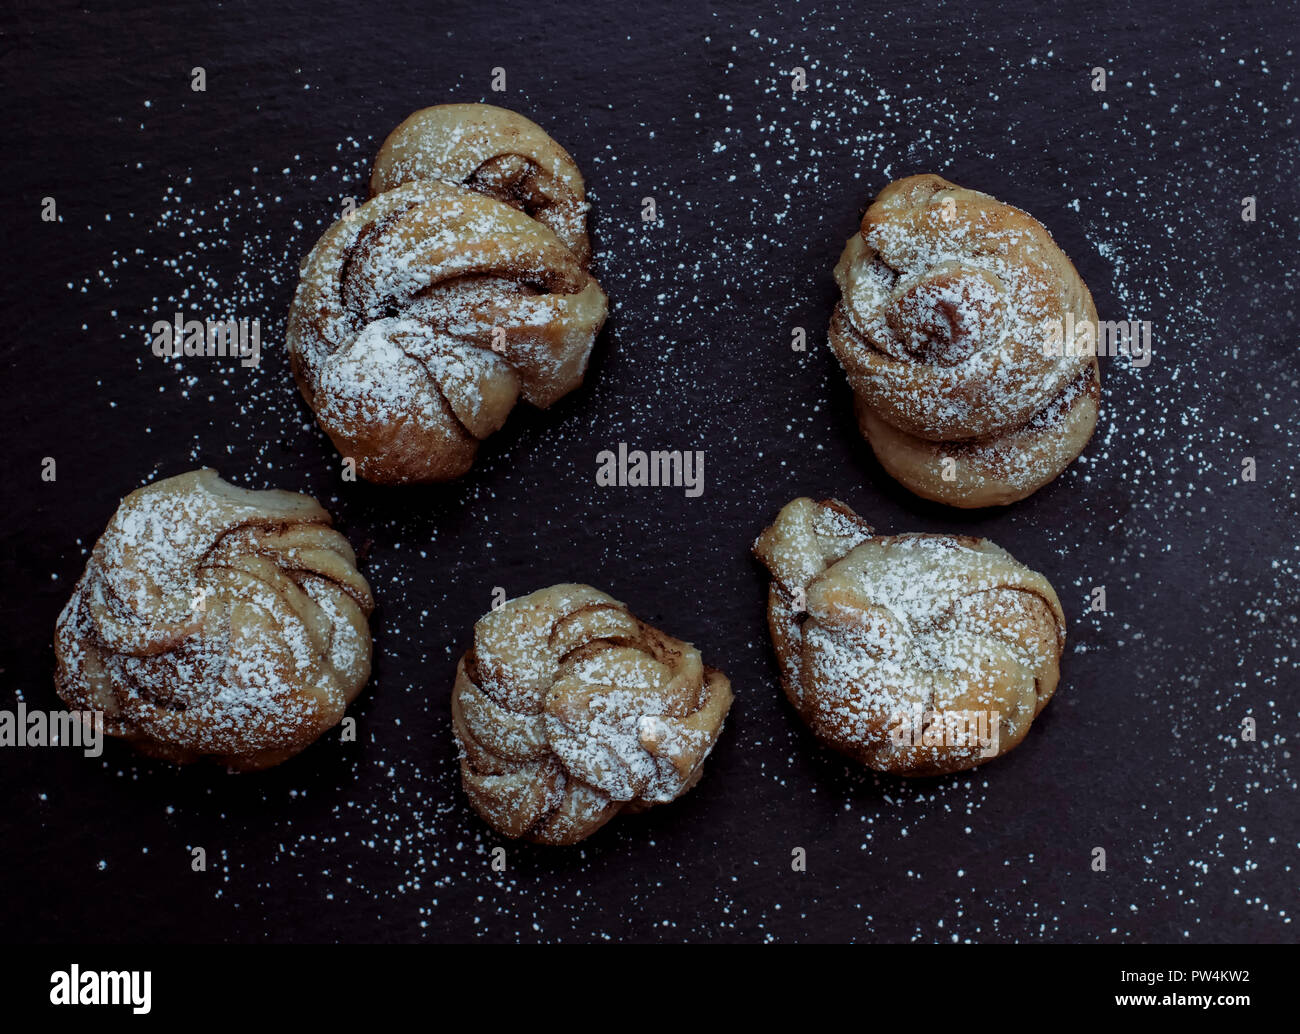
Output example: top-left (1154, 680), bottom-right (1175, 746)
top-left (753, 497), bottom-right (1065, 776)
top-left (829, 173), bottom-right (1100, 507)
top-left (288, 103), bottom-right (607, 485)
top-left (54, 469), bottom-right (374, 771)
top-left (451, 584), bottom-right (733, 844)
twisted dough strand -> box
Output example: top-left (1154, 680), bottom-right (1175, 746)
top-left (370, 103), bottom-right (591, 266)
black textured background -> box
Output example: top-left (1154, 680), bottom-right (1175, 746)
top-left (2, 0), bottom-right (1296, 944)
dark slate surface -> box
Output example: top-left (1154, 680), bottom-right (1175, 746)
top-left (1, 0), bottom-right (1296, 943)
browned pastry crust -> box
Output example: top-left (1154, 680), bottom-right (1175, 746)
top-left (857, 361), bottom-right (1099, 508)
top-left (54, 469), bottom-right (374, 771)
top-left (451, 584), bottom-right (733, 844)
top-left (370, 103), bottom-right (592, 266)
top-left (288, 104), bottom-right (607, 485)
top-left (754, 497), bottom-right (1066, 776)
top-left (829, 173), bottom-right (1100, 507)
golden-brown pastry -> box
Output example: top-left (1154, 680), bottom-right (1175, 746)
top-left (451, 584), bottom-right (733, 844)
top-left (54, 469), bottom-right (374, 771)
top-left (370, 103), bottom-right (592, 266)
top-left (829, 174), bottom-right (1100, 507)
top-left (754, 497), bottom-right (1065, 776)
top-left (288, 104), bottom-right (607, 484)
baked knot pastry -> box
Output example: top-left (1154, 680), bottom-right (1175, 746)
top-left (54, 469), bottom-right (374, 771)
top-left (288, 104), bottom-right (607, 484)
top-left (829, 174), bottom-right (1100, 507)
top-left (754, 497), bottom-right (1065, 776)
top-left (451, 584), bottom-right (733, 844)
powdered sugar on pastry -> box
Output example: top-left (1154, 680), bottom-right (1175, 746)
top-left (830, 174), bottom-right (1101, 507)
top-left (452, 584), bottom-right (733, 844)
top-left (54, 469), bottom-right (375, 770)
top-left (288, 105), bottom-right (608, 486)
top-left (755, 497), bottom-right (1065, 776)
